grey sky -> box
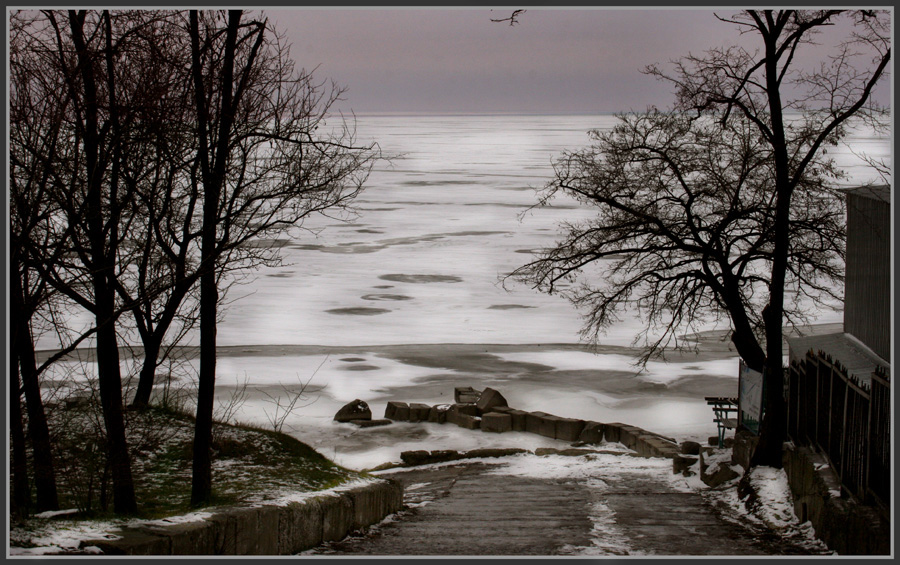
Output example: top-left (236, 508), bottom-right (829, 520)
top-left (263, 8), bottom-right (887, 114)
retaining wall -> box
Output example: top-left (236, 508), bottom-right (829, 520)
top-left (79, 479), bottom-right (403, 556)
top-left (782, 445), bottom-right (890, 555)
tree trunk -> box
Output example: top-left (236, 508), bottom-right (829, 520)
top-left (751, 21), bottom-right (791, 468)
top-left (68, 9), bottom-right (138, 514)
top-left (10, 355), bottom-right (32, 518)
top-left (190, 10), bottom-right (242, 507)
top-left (130, 336), bottom-right (162, 409)
top-left (10, 266), bottom-right (58, 512)
top-left (94, 311), bottom-right (138, 513)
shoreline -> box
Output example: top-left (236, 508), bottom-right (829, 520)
top-left (35, 322), bottom-right (842, 366)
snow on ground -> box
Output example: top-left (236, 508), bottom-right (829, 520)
top-left (377, 451), bottom-right (828, 555)
top-left (702, 466), bottom-right (833, 554)
top-left (7, 478), bottom-right (387, 556)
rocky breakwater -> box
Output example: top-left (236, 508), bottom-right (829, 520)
top-left (383, 386), bottom-right (693, 472)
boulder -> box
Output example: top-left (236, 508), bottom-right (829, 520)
top-left (481, 412), bottom-right (512, 433)
top-left (701, 459), bottom-right (741, 488)
top-left (708, 436), bottom-right (735, 448)
top-left (384, 401), bottom-right (410, 421)
top-left (454, 387), bottom-right (481, 404)
top-left (408, 403), bottom-right (432, 422)
top-left (673, 454), bottom-right (699, 476)
top-left (578, 421), bottom-right (605, 445)
top-left (475, 387), bottom-right (509, 415)
top-left (334, 399), bottom-right (372, 423)
top-left (554, 418), bottom-right (586, 442)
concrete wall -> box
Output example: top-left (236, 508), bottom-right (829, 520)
top-left (782, 445), bottom-right (889, 555)
top-left (844, 187), bottom-right (891, 362)
top-left (79, 479), bottom-right (403, 556)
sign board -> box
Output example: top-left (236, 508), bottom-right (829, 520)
top-left (739, 360), bottom-right (764, 435)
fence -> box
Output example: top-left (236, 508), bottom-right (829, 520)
top-left (787, 350), bottom-right (891, 507)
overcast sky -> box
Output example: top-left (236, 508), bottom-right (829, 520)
top-left (263, 8), bottom-right (888, 115)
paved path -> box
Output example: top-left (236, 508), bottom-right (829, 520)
top-left (308, 457), bottom-right (827, 557)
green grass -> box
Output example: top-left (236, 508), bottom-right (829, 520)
top-left (35, 403), bottom-right (363, 522)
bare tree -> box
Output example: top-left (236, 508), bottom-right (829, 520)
top-left (512, 110), bottom-right (846, 369)
top-left (516, 10), bottom-right (889, 469)
top-left (186, 9), bottom-right (377, 506)
top-left (647, 9), bottom-right (890, 467)
top-left (13, 9), bottom-right (189, 514)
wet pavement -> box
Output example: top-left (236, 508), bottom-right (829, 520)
top-left (307, 457), bottom-right (829, 557)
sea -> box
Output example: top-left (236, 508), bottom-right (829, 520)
top-left (38, 114), bottom-right (891, 469)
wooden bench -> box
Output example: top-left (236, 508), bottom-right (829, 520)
top-left (705, 396), bottom-right (738, 448)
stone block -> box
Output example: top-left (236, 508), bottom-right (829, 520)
top-left (141, 520), bottom-right (216, 555)
top-left (319, 494), bottom-right (354, 542)
top-left (603, 423), bottom-right (622, 443)
top-left (538, 414), bottom-right (561, 439)
top-left (428, 404), bottom-right (451, 423)
top-left (446, 403), bottom-right (477, 425)
top-left (578, 421), bottom-right (605, 444)
top-left (400, 450), bottom-right (431, 466)
top-left (525, 411), bottom-right (551, 434)
top-left (384, 401), bottom-right (409, 421)
top-left (681, 441), bottom-right (701, 455)
top-left (507, 409), bottom-right (528, 432)
top-left (475, 387), bottom-right (508, 415)
top-left (346, 481), bottom-right (404, 531)
top-left (408, 403), bottom-right (432, 422)
top-left (614, 425), bottom-right (642, 450)
top-left (673, 454), bottom-right (699, 475)
top-left (352, 419), bottom-right (391, 428)
top-left (454, 386), bottom-right (481, 404)
top-left (454, 413), bottom-right (481, 430)
top-left (490, 406), bottom-right (514, 414)
top-left (334, 399), bottom-right (372, 423)
top-left (428, 450), bottom-right (463, 464)
top-left (701, 460), bottom-right (740, 488)
top-left (464, 448), bottom-right (527, 459)
top-left (228, 507), bottom-right (262, 555)
top-left (731, 429), bottom-right (759, 470)
top-left (257, 506), bottom-right (281, 555)
top-left (480, 412), bottom-right (512, 433)
top-left (203, 513), bottom-right (232, 554)
top-left (641, 436), bottom-right (678, 458)
top-left (277, 498), bottom-right (324, 554)
top-left (554, 418), bottom-right (585, 442)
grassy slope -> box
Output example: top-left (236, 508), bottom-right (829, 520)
top-left (16, 404), bottom-right (362, 526)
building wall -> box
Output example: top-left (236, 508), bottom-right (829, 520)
top-left (843, 189), bottom-right (891, 362)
